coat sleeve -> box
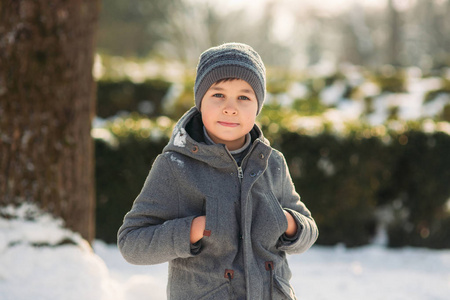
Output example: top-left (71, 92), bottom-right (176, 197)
top-left (117, 154), bottom-right (196, 265)
top-left (277, 152), bottom-right (319, 254)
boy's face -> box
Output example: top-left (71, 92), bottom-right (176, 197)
top-left (200, 79), bottom-right (258, 151)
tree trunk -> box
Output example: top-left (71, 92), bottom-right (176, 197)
top-left (0, 0), bottom-right (100, 242)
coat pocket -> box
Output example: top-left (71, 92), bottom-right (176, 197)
top-left (203, 195), bottom-right (218, 240)
top-left (273, 275), bottom-right (297, 300)
top-left (251, 189), bottom-right (289, 249)
top-left (265, 191), bottom-right (289, 236)
top-left (198, 282), bottom-right (231, 300)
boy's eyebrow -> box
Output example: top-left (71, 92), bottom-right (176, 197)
top-left (240, 88), bottom-right (255, 94)
top-left (210, 86), bottom-right (255, 94)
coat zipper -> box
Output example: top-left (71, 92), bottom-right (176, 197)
top-left (225, 140), bottom-right (262, 299)
top-left (233, 139), bottom-right (259, 181)
top-left (237, 166), bottom-right (244, 181)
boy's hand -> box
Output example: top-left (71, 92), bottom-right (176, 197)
top-left (190, 216), bottom-right (206, 244)
top-left (284, 210), bottom-right (298, 238)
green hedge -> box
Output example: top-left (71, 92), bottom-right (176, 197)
top-left (383, 131), bottom-right (450, 248)
top-left (278, 132), bottom-right (384, 247)
top-left (97, 79), bottom-right (171, 118)
top-left (95, 135), bottom-right (168, 243)
top-left (94, 68), bottom-right (450, 247)
top-left (278, 130), bottom-right (450, 248)
top-left (95, 122), bottom-right (450, 248)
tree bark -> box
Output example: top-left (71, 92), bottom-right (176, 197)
top-left (0, 0), bottom-right (100, 242)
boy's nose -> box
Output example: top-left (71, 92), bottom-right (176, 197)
top-left (223, 105), bottom-right (237, 115)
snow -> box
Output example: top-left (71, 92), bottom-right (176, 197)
top-left (423, 94), bottom-right (450, 118)
top-left (1, 204), bottom-right (450, 300)
top-left (268, 68), bottom-right (450, 135)
top-left (173, 128), bottom-right (187, 148)
top-left (287, 82), bottom-right (309, 99)
top-left (0, 204), bottom-right (119, 300)
top-left (170, 154), bottom-right (185, 167)
top-left (320, 81), bottom-right (347, 106)
top-left (316, 157), bottom-right (336, 177)
top-left (92, 54), bottom-right (450, 139)
top-left (359, 75), bottom-right (449, 126)
top-left (91, 127), bottom-right (119, 147)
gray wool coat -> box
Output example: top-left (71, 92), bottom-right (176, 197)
top-left (118, 107), bottom-right (319, 300)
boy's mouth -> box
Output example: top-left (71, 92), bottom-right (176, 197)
top-left (218, 121), bottom-right (239, 127)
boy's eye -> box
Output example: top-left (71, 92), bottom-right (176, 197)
top-left (212, 93), bottom-right (224, 98)
top-left (238, 95), bottom-right (250, 100)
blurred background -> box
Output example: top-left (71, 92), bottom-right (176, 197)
top-left (1, 1), bottom-right (449, 299)
top-left (93, 0), bottom-right (450, 249)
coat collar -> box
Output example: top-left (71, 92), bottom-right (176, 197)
top-left (163, 107), bottom-right (271, 170)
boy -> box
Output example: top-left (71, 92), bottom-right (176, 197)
top-left (118, 43), bottom-right (319, 300)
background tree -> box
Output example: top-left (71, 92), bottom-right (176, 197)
top-left (94, 0), bottom-right (450, 70)
top-left (387, 0), bottom-right (402, 66)
top-left (97, 0), bottom-right (183, 58)
top-left (0, 0), bottom-right (100, 242)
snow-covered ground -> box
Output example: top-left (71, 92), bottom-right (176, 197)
top-left (94, 241), bottom-right (450, 300)
top-left (1, 204), bottom-right (450, 300)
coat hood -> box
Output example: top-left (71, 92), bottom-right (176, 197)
top-left (163, 107), bottom-right (270, 169)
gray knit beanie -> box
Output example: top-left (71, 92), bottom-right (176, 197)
top-left (194, 43), bottom-right (266, 115)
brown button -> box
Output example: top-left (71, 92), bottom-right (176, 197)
top-left (192, 145), bottom-right (199, 153)
top-left (224, 269), bottom-right (234, 279)
top-left (265, 261), bottom-right (274, 271)
top-left (260, 153), bottom-right (265, 159)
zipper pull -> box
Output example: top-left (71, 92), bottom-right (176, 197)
top-left (237, 166), bottom-right (244, 180)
